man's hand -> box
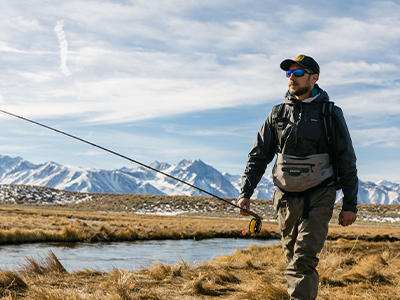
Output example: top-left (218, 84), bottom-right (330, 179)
top-left (338, 210), bottom-right (357, 227)
top-left (237, 198), bottom-right (250, 216)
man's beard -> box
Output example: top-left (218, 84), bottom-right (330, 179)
top-left (291, 85), bottom-right (312, 97)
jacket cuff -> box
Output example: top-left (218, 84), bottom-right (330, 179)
top-left (342, 202), bottom-right (357, 213)
top-left (238, 191), bottom-right (252, 201)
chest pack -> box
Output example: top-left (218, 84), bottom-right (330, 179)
top-left (271, 101), bottom-right (340, 191)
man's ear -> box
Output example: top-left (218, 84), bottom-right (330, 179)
top-left (312, 74), bottom-right (319, 83)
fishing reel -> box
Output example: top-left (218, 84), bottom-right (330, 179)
top-left (249, 218), bottom-right (262, 234)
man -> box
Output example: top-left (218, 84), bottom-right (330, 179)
top-left (237, 54), bottom-right (358, 300)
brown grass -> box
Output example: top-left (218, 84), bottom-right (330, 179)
top-left (0, 271), bottom-right (28, 298)
top-left (1, 239), bottom-right (400, 299)
top-left (21, 251), bottom-right (67, 275)
top-left (2, 195), bottom-right (400, 298)
top-left (2, 203), bottom-right (400, 246)
top-left (0, 206), bottom-right (280, 245)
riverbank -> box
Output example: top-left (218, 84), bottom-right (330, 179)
top-left (2, 204), bottom-right (400, 245)
top-left (0, 205), bottom-right (279, 245)
top-left (1, 239), bottom-right (400, 299)
top-left (2, 205), bottom-right (400, 298)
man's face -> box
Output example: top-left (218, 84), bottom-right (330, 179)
top-left (287, 63), bottom-right (317, 99)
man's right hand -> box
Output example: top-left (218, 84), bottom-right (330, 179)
top-left (237, 198), bottom-right (250, 216)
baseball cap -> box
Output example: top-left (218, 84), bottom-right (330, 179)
top-left (280, 54), bottom-right (320, 75)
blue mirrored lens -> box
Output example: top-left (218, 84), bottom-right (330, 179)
top-left (293, 69), bottom-right (305, 76)
top-left (286, 69), bottom-right (306, 78)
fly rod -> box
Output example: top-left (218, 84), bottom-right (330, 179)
top-left (0, 109), bottom-right (263, 233)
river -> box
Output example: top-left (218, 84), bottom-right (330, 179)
top-left (0, 238), bottom-right (279, 272)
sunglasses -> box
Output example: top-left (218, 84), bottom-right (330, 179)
top-left (286, 69), bottom-right (315, 78)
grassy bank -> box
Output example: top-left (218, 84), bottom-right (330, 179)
top-left (2, 204), bottom-right (400, 245)
top-left (0, 206), bottom-right (279, 245)
top-left (2, 196), bottom-right (400, 299)
top-left (1, 240), bottom-right (400, 299)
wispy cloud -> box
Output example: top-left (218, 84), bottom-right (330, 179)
top-left (54, 20), bottom-right (71, 76)
top-left (353, 127), bottom-right (400, 148)
top-left (0, 0), bottom-right (400, 181)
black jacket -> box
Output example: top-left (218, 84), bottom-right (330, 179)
top-left (239, 85), bottom-right (358, 212)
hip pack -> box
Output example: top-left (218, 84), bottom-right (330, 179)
top-left (272, 153), bottom-right (334, 192)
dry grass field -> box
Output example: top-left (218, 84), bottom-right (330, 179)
top-left (1, 190), bottom-right (400, 299)
top-left (2, 240), bottom-right (400, 299)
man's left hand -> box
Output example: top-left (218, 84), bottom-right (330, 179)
top-left (338, 210), bottom-right (357, 227)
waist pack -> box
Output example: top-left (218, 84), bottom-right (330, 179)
top-left (273, 153), bottom-right (334, 192)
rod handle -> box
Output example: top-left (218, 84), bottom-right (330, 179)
top-left (242, 208), bottom-right (263, 220)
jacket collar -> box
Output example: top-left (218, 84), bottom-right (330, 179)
top-left (284, 84), bottom-right (329, 104)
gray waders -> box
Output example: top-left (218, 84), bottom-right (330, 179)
top-left (274, 184), bottom-right (336, 300)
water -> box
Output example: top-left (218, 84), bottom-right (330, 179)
top-left (0, 238), bottom-right (278, 272)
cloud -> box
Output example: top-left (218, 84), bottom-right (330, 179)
top-left (0, 0), bottom-right (400, 182)
top-left (54, 20), bottom-right (71, 76)
top-left (352, 127), bottom-right (400, 148)
top-left (322, 60), bottom-right (397, 86)
top-left (19, 71), bottom-right (55, 83)
top-left (2, 0), bottom-right (398, 129)
top-left (332, 86), bottom-right (400, 119)
top-left (0, 42), bottom-right (32, 54)
top-left (16, 16), bottom-right (44, 32)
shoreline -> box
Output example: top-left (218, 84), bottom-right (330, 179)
top-left (1, 204), bottom-right (400, 298)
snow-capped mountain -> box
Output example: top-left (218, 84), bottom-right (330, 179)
top-left (0, 154), bottom-right (400, 204)
top-left (0, 155), bottom-right (241, 198)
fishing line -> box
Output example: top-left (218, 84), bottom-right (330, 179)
top-left (2, 114), bottom-right (234, 220)
top-left (0, 117), bottom-right (106, 169)
top-left (1, 113), bottom-right (232, 219)
top-left (2, 115), bottom-right (209, 199)
top-left (0, 109), bottom-right (263, 233)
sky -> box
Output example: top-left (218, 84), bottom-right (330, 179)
top-left (0, 0), bottom-right (399, 183)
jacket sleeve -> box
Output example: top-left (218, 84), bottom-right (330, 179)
top-left (333, 106), bottom-right (358, 213)
top-left (238, 112), bottom-right (277, 200)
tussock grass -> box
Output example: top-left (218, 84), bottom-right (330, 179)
top-left (0, 206), bottom-right (280, 245)
top-left (71, 268), bottom-right (104, 277)
top-left (239, 279), bottom-right (290, 300)
top-left (147, 261), bottom-right (184, 281)
top-left (0, 271), bottom-right (28, 298)
top-left (316, 241), bottom-right (400, 299)
top-left (21, 251), bottom-right (67, 275)
top-left (3, 204), bottom-right (400, 298)
top-left (184, 274), bottom-right (225, 296)
top-left (210, 269), bottom-right (241, 284)
top-left (341, 255), bottom-right (392, 285)
top-left (108, 269), bottom-right (138, 300)
top-left (147, 262), bottom-right (174, 281)
top-left (1, 241), bottom-right (400, 299)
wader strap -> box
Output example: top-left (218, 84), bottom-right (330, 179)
top-left (302, 194), bottom-right (311, 219)
top-left (274, 199), bottom-right (282, 219)
top-left (321, 102), bottom-right (340, 189)
top-left (272, 104), bottom-right (286, 153)
top-left (276, 119), bottom-right (285, 152)
top-left (277, 176), bottom-right (333, 219)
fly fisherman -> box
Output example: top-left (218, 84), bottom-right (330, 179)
top-left (237, 54), bottom-right (358, 300)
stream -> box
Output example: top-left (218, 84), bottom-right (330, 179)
top-left (0, 238), bottom-right (279, 272)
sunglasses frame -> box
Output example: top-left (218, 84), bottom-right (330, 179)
top-left (286, 69), bottom-right (315, 78)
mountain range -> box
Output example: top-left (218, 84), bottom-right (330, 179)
top-left (0, 154), bottom-right (399, 204)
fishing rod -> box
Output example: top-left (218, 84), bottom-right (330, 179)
top-left (0, 109), bottom-right (263, 234)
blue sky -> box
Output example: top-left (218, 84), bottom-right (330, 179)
top-left (0, 0), bottom-right (399, 183)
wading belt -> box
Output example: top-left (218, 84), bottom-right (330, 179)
top-left (276, 176), bottom-right (334, 219)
